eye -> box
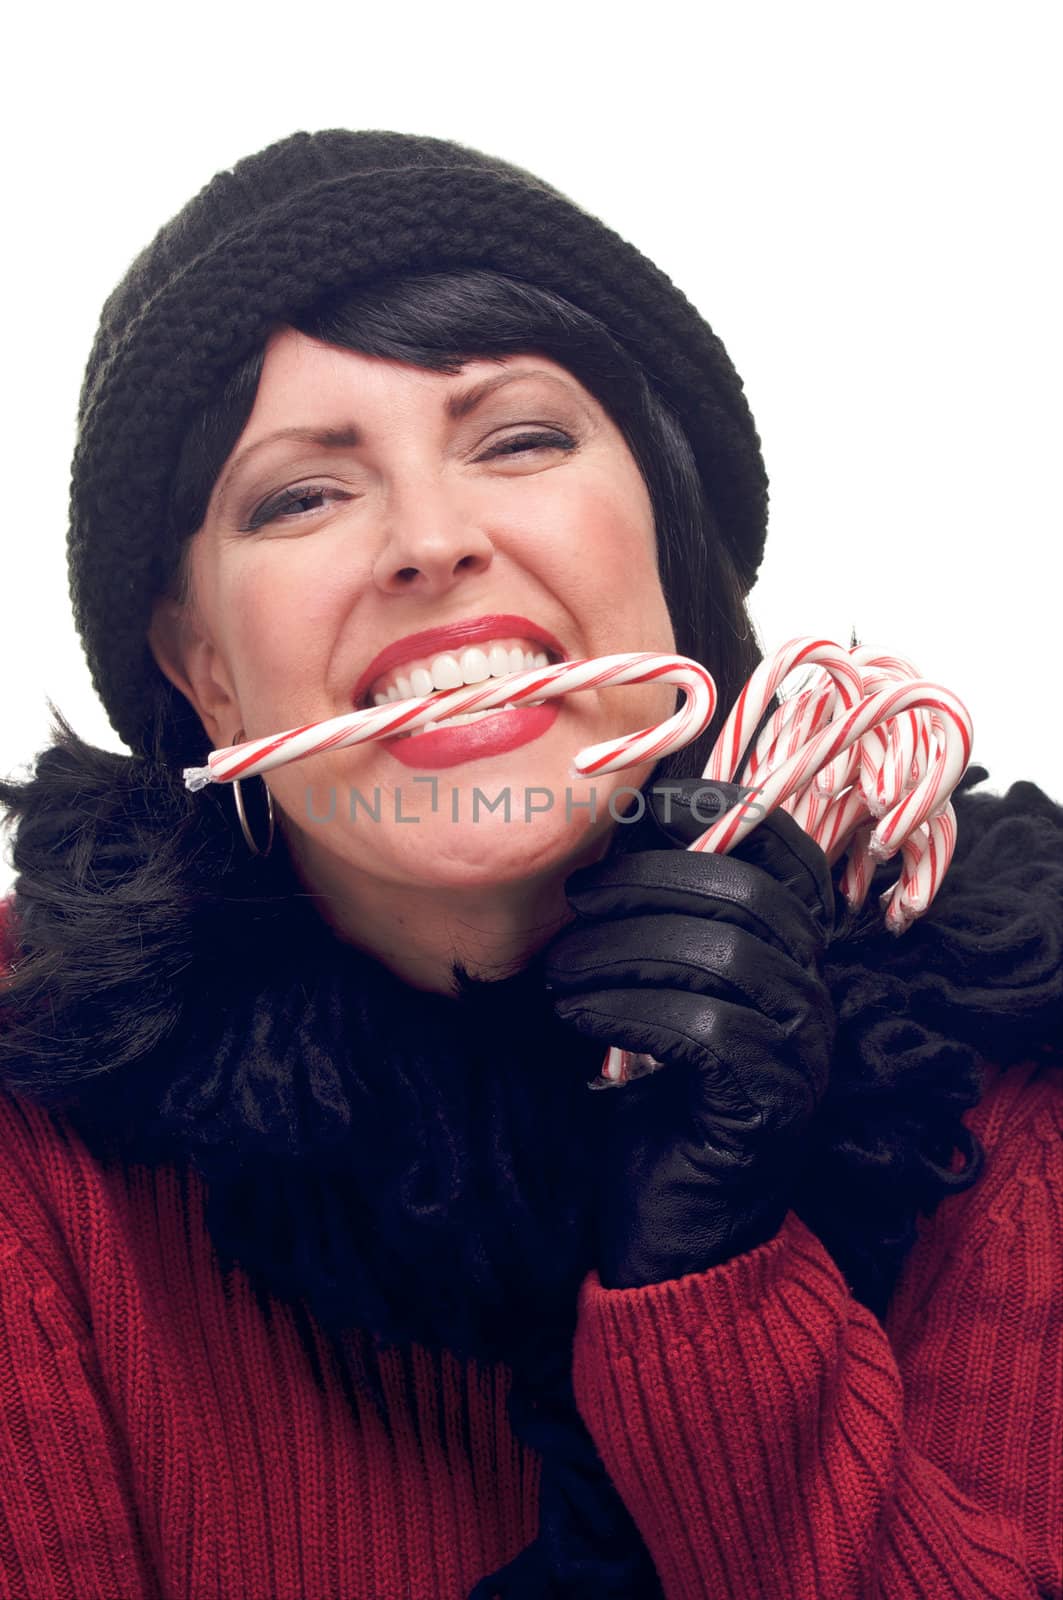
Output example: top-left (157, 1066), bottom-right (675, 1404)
top-left (478, 429), bottom-right (577, 460)
top-left (241, 484), bottom-right (345, 532)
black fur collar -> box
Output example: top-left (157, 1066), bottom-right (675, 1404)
top-left (2, 762), bottom-right (1061, 1360)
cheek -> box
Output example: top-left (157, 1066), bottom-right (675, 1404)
top-left (574, 466), bottom-right (654, 550)
top-left (215, 548), bottom-right (360, 683)
top-left (531, 470), bottom-right (657, 590)
top-left (571, 479), bottom-right (670, 636)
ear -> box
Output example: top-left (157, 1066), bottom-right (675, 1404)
top-left (147, 596), bottom-right (242, 751)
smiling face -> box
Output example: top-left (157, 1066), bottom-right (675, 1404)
top-left (149, 326), bottom-right (677, 955)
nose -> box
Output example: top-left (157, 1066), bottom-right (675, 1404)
top-left (371, 480), bottom-right (494, 596)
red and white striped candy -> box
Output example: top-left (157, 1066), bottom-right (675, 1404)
top-left (182, 653), bottom-right (718, 791)
top-left (705, 638), bottom-right (865, 783)
top-left (880, 803), bottom-right (959, 935)
top-left (694, 678), bottom-right (972, 860)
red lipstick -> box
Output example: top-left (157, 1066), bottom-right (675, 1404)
top-left (382, 701), bottom-right (560, 770)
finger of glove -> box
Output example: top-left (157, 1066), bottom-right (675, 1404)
top-left (551, 986), bottom-right (827, 1147)
top-left (561, 848), bottom-right (827, 969)
top-left (633, 781), bottom-right (835, 935)
top-left (545, 910), bottom-right (833, 1038)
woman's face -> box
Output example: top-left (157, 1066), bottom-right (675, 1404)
top-left (150, 326), bottom-right (676, 900)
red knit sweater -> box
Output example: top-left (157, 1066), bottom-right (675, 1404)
top-left (1, 1057), bottom-right (1059, 1600)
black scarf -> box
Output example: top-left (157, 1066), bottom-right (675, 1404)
top-left (2, 759), bottom-right (1062, 1597)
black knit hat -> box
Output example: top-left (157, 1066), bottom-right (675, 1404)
top-left (68, 128), bottom-right (769, 758)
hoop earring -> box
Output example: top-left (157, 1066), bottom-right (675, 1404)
top-left (230, 728), bottom-right (275, 857)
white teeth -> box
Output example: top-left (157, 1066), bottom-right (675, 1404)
top-left (461, 647), bottom-right (492, 685)
top-left (430, 654), bottom-right (464, 692)
top-left (367, 635), bottom-right (561, 705)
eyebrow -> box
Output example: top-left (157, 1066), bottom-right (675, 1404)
top-left (213, 368), bottom-right (572, 509)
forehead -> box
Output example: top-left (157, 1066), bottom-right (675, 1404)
top-left (250, 326), bottom-right (587, 420)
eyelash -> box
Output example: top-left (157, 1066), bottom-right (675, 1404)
top-left (241, 430), bottom-right (577, 531)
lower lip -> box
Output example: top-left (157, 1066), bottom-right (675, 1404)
top-left (377, 702), bottom-right (560, 769)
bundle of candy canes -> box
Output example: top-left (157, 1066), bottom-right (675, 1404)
top-left (183, 637), bottom-right (973, 1086)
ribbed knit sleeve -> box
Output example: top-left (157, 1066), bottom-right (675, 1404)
top-left (571, 1061), bottom-right (1063, 1600)
top-left (0, 1111), bottom-right (161, 1600)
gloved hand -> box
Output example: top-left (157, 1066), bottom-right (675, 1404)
top-left (543, 779), bottom-right (837, 1290)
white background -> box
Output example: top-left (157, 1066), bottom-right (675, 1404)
top-left (2, 3), bottom-right (1059, 893)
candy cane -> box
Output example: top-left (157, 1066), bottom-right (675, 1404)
top-left (750, 679), bottom-right (843, 804)
top-left (695, 680), bottom-right (971, 860)
top-left (839, 820), bottom-right (878, 912)
top-left (706, 639), bottom-right (865, 784)
top-left (816, 785), bottom-right (876, 867)
top-left (849, 649), bottom-right (936, 819)
top-left (183, 653), bottom-right (718, 791)
top-left (881, 803), bottom-right (958, 935)
top-left (746, 674), bottom-right (840, 783)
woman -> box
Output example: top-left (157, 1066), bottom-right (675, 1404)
top-left (0, 129), bottom-right (1059, 1599)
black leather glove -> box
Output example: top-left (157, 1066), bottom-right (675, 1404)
top-left (543, 779), bottom-right (837, 1290)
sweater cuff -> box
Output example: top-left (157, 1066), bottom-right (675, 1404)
top-left (577, 1210), bottom-right (849, 1347)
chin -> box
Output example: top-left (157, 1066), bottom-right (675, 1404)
top-left (412, 815), bottom-right (609, 885)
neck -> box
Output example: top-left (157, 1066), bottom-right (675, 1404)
top-left (284, 831), bottom-right (609, 995)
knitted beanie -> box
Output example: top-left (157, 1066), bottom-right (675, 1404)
top-left (68, 128), bottom-right (769, 757)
